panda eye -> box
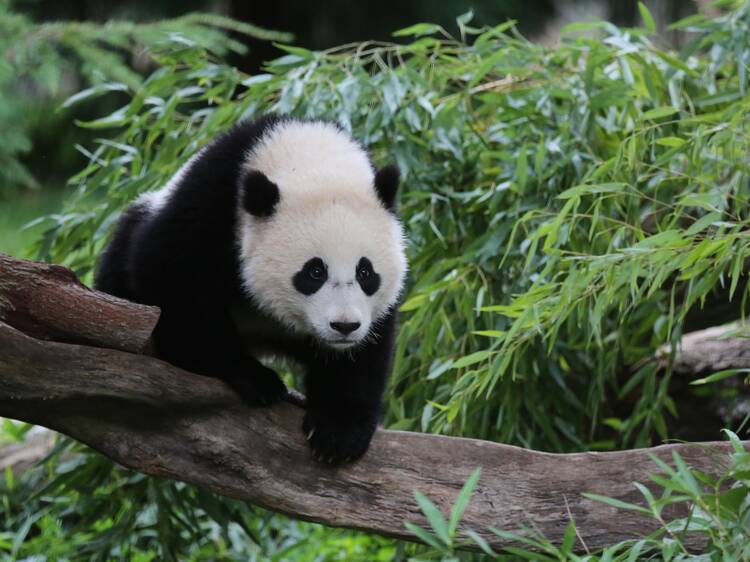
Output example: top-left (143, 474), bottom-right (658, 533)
top-left (357, 266), bottom-right (371, 280)
top-left (303, 258), bottom-right (327, 281)
top-left (293, 258), bottom-right (327, 296)
top-left (355, 257), bottom-right (380, 296)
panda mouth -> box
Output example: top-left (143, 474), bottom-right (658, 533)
top-left (325, 338), bottom-right (357, 348)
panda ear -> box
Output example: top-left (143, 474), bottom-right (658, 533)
top-left (242, 170), bottom-right (280, 217)
top-left (374, 164), bottom-right (400, 211)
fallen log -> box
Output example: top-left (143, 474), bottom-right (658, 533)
top-left (0, 253), bottom-right (745, 552)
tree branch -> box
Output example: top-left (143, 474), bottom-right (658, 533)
top-left (0, 253), bottom-right (746, 552)
top-left (0, 254), bottom-right (159, 354)
top-left (650, 323), bottom-right (750, 442)
top-left (657, 324), bottom-right (750, 376)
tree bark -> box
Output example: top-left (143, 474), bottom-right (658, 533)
top-left (652, 323), bottom-right (750, 442)
top-left (0, 254), bottom-right (159, 354)
top-left (0, 253), bottom-right (746, 552)
top-left (656, 324), bottom-right (750, 376)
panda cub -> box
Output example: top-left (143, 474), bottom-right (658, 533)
top-left (95, 115), bottom-right (407, 464)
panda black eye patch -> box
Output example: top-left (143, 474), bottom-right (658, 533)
top-left (293, 257), bottom-right (328, 295)
top-left (356, 257), bottom-right (380, 296)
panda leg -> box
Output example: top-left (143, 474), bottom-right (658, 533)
top-left (154, 305), bottom-right (287, 406)
top-left (302, 359), bottom-right (385, 464)
top-left (302, 313), bottom-right (396, 465)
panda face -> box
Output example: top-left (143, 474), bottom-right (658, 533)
top-left (235, 119), bottom-right (407, 350)
top-left (238, 197), bottom-right (406, 351)
top-left (290, 255), bottom-right (383, 348)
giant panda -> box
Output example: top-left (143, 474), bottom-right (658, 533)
top-left (95, 115), bottom-right (408, 464)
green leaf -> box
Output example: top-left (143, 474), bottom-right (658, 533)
top-left (472, 330), bottom-right (505, 338)
top-left (404, 521), bottom-right (447, 551)
top-left (630, 229), bottom-right (684, 250)
top-left (515, 143), bottom-right (528, 193)
top-left (427, 360), bottom-right (454, 380)
top-left (655, 136), bottom-right (686, 148)
top-left (465, 529), bottom-right (495, 556)
top-left (274, 44), bottom-right (314, 58)
top-left (558, 182), bottom-right (627, 199)
top-left (677, 192), bottom-right (721, 211)
top-left (560, 21), bottom-right (606, 36)
top-left (669, 13), bottom-right (708, 30)
top-left (730, 250), bottom-right (744, 300)
top-left (561, 520), bottom-right (577, 554)
top-left (75, 106), bottom-right (128, 129)
top-left (722, 429), bottom-right (746, 453)
top-left (393, 23), bottom-right (443, 37)
top-left (583, 493), bottom-right (650, 514)
top-left (638, 2), bottom-right (656, 33)
top-left (413, 490), bottom-right (450, 545)
top-left (653, 50), bottom-right (699, 76)
top-left (716, 486), bottom-right (748, 515)
top-left (452, 350), bottom-right (491, 369)
top-left (61, 82), bottom-right (129, 109)
top-left (400, 294), bottom-right (427, 312)
top-left (456, 10), bottom-right (474, 28)
top-left (684, 211), bottom-right (722, 236)
top-left (448, 468), bottom-right (481, 536)
top-left (642, 106), bottom-right (678, 120)
top-left (690, 368), bottom-right (750, 386)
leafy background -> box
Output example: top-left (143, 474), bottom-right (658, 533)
top-left (2, 0), bottom-right (750, 559)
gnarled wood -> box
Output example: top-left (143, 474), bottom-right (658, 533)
top-left (0, 254), bottom-right (159, 354)
top-left (0, 253), bottom-right (747, 552)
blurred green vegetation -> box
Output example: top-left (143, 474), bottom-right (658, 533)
top-left (0, 0), bottom-right (291, 198)
top-left (0, 190), bottom-right (64, 256)
top-left (2, 0), bottom-right (750, 560)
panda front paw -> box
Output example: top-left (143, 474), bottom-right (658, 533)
top-left (226, 365), bottom-right (287, 406)
top-left (302, 411), bottom-right (376, 465)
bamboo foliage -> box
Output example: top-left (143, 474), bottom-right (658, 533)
top-left (0, 0), bottom-right (291, 193)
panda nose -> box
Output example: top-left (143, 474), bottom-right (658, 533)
top-left (330, 321), bottom-right (361, 335)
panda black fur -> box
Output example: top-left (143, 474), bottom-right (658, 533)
top-left (95, 115), bottom-right (407, 464)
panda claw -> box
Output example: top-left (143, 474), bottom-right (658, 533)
top-left (306, 428), bottom-right (315, 441)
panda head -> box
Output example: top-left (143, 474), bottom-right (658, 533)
top-left (236, 120), bottom-right (407, 350)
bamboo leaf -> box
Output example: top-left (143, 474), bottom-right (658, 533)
top-left (413, 490), bottom-right (450, 545)
top-left (638, 2), bottom-right (657, 33)
top-left (448, 468), bottom-right (481, 536)
top-left (642, 106), bottom-right (678, 120)
top-left (690, 369), bottom-right (750, 386)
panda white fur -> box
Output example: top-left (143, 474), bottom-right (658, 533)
top-left (95, 115), bottom-right (407, 464)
